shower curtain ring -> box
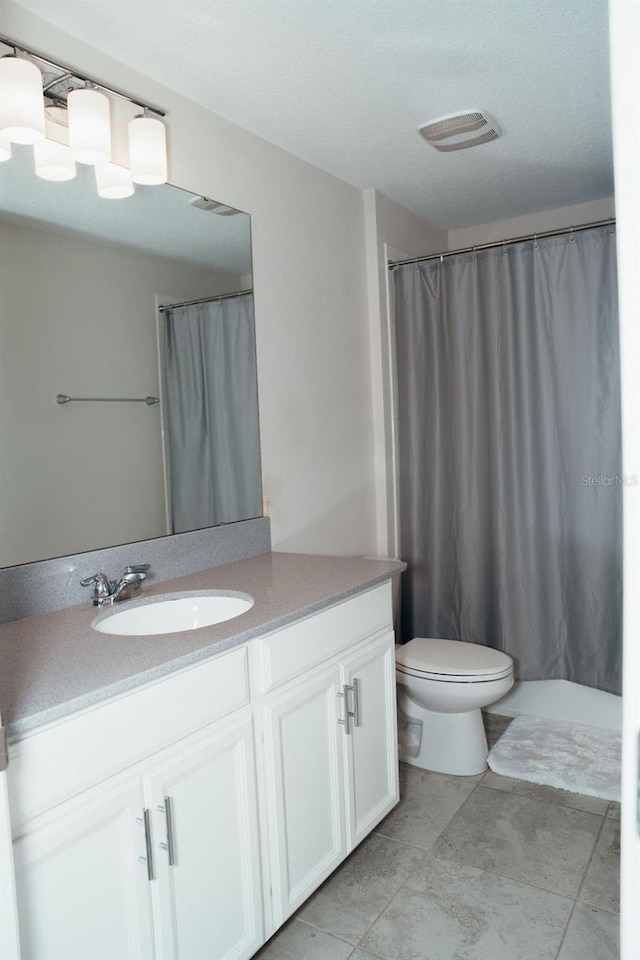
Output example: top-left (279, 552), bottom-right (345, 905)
top-left (533, 234), bottom-right (539, 249)
top-left (569, 226), bottom-right (575, 242)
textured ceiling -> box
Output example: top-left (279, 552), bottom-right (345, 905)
top-left (0, 149), bottom-right (252, 274)
top-left (10, 0), bottom-right (614, 228)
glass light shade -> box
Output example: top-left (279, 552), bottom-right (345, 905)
top-left (0, 135), bottom-right (11, 162)
top-left (34, 137), bottom-right (76, 181)
top-left (0, 56), bottom-right (45, 145)
top-left (95, 162), bottom-right (134, 199)
top-left (128, 115), bottom-right (167, 185)
top-left (67, 87), bottom-right (111, 165)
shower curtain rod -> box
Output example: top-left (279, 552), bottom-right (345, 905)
top-left (387, 217), bottom-right (616, 269)
top-left (158, 289), bottom-right (253, 313)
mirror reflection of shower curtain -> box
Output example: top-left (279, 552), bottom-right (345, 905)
top-left (163, 294), bottom-right (262, 533)
top-left (393, 226), bottom-right (622, 695)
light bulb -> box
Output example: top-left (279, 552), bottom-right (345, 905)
top-left (0, 56), bottom-right (45, 145)
top-left (67, 87), bottom-right (111, 165)
top-left (128, 114), bottom-right (167, 185)
top-left (95, 162), bottom-right (134, 199)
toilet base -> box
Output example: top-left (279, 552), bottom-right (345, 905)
top-left (398, 695), bottom-right (489, 776)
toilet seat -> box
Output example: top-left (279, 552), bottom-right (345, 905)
top-left (396, 637), bottom-right (513, 683)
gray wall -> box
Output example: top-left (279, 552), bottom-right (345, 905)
top-left (0, 219), bottom-right (239, 566)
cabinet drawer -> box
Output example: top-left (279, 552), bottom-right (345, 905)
top-left (255, 583), bottom-right (392, 693)
top-left (8, 644), bottom-right (249, 828)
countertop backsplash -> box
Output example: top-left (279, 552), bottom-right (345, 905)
top-left (0, 517), bottom-right (271, 624)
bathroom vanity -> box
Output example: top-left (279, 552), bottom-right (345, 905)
top-left (0, 552), bottom-right (403, 960)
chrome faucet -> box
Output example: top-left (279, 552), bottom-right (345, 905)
top-left (80, 565), bottom-right (150, 606)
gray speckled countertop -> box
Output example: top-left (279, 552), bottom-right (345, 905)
top-left (0, 552), bottom-right (405, 737)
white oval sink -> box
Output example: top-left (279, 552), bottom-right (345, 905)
top-left (93, 591), bottom-right (254, 636)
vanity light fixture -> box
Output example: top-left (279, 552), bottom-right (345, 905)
top-left (128, 109), bottom-right (167, 185)
top-left (0, 53), bottom-right (45, 144)
top-left (67, 83), bottom-right (111, 165)
top-left (0, 34), bottom-right (168, 198)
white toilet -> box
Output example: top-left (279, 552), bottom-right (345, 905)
top-left (395, 637), bottom-right (514, 776)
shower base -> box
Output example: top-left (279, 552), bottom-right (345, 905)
top-left (486, 678), bottom-right (622, 731)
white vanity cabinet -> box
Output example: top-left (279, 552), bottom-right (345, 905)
top-left (145, 713), bottom-right (263, 960)
top-left (341, 633), bottom-right (398, 848)
top-left (13, 773), bottom-right (156, 959)
top-left (5, 579), bottom-right (398, 960)
top-left (255, 586), bottom-right (398, 928)
top-left (259, 662), bottom-right (348, 925)
top-left (8, 645), bottom-right (262, 960)
top-left (12, 714), bottom-right (263, 960)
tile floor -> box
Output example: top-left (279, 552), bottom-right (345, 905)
top-left (254, 715), bottom-right (620, 960)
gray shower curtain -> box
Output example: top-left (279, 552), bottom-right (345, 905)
top-left (163, 294), bottom-right (262, 534)
top-left (393, 226), bottom-right (622, 694)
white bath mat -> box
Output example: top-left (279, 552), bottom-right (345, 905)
top-left (487, 715), bottom-right (621, 802)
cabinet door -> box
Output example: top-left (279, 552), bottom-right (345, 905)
top-left (145, 715), bottom-right (263, 960)
top-left (261, 664), bottom-right (346, 926)
top-left (1, 713), bottom-right (19, 960)
top-left (13, 775), bottom-right (155, 960)
top-left (341, 632), bottom-right (399, 849)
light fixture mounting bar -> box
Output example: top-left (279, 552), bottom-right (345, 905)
top-left (41, 71), bottom-right (72, 94)
top-left (0, 33), bottom-right (166, 117)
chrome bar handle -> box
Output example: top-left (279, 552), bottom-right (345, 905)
top-left (351, 677), bottom-right (360, 728)
top-left (337, 683), bottom-right (351, 734)
top-left (142, 808), bottom-right (155, 881)
top-left (163, 795), bottom-right (177, 866)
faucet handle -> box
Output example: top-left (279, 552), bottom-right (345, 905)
top-left (80, 572), bottom-right (110, 588)
top-left (80, 572), bottom-right (112, 604)
top-left (124, 564), bottom-right (150, 575)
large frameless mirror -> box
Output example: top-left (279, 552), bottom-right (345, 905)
top-left (0, 153), bottom-right (262, 568)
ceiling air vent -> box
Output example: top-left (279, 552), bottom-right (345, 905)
top-left (189, 196), bottom-right (242, 215)
top-left (418, 110), bottom-right (501, 152)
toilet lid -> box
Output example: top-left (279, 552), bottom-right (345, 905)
top-left (396, 637), bottom-right (512, 678)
